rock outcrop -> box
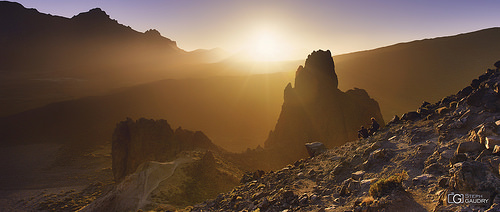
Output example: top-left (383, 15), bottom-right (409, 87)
top-left (112, 118), bottom-right (220, 182)
top-left (264, 50), bottom-right (384, 164)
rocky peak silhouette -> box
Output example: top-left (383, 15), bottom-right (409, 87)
top-left (299, 49), bottom-right (338, 89)
top-left (264, 50), bottom-right (384, 166)
top-left (0, 1), bottom-right (36, 14)
top-left (145, 29), bottom-right (162, 37)
top-left (72, 8), bottom-right (112, 22)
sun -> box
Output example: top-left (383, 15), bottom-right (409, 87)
top-left (248, 29), bottom-right (285, 61)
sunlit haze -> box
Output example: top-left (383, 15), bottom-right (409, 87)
top-left (13, 0), bottom-right (500, 61)
top-left (4, 1), bottom-right (500, 210)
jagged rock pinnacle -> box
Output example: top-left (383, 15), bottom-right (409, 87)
top-left (264, 50), bottom-right (383, 166)
top-left (295, 49), bottom-right (338, 90)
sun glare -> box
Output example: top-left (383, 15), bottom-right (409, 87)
top-left (249, 29), bottom-right (288, 61)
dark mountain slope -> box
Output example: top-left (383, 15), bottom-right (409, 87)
top-left (0, 1), bottom-right (181, 72)
top-left (0, 1), bottom-right (226, 117)
top-left (0, 73), bottom-right (292, 152)
top-left (335, 27), bottom-right (500, 120)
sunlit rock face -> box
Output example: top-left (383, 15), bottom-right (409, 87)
top-left (111, 118), bottom-right (219, 182)
top-left (264, 50), bottom-right (384, 163)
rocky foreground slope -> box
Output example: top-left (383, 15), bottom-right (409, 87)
top-left (191, 62), bottom-right (500, 211)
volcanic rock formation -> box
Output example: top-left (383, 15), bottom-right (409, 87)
top-left (111, 118), bottom-right (220, 182)
top-left (264, 50), bottom-right (384, 163)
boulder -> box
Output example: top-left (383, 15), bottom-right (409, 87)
top-left (449, 161), bottom-right (500, 193)
top-left (494, 60), bottom-right (500, 69)
top-left (423, 163), bottom-right (445, 175)
top-left (456, 141), bottom-right (485, 154)
top-left (485, 136), bottom-right (500, 149)
top-left (470, 122), bottom-right (499, 144)
top-left (363, 141), bottom-right (382, 156)
top-left (401, 111), bottom-right (420, 121)
top-left (436, 107), bottom-right (450, 115)
top-left (352, 171), bottom-right (365, 180)
top-left (439, 149), bottom-right (455, 160)
top-left (412, 174), bottom-right (436, 186)
top-left (484, 156), bottom-right (500, 174)
top-left (457, 86), bottom-right (473, 98)
top-left (305, 142), bottom-right (327, 157)
top-left (466, 90), bottom-right (484, 106)
top-left (438, 177), bottom-right (449, 188)
top-left (494, 145), bottom-right (500, 154)
top-left (387, 115), bottom-right (400, 125)
top-left (450, 153), bottom-right (468, 164)
top-left (476, 149), bottom-right (493, 161)
top-left (363, 149), bottom-right (394, 169)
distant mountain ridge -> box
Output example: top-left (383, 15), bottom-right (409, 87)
top-left (0, 1), bottom-right (228, 116)
top-left (334, 27), bottom-right (500, 120)
top-left (0, 1), bottom-right (180, 71)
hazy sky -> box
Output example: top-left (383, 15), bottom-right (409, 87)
top-left (14, 0), bottom-right (500, 60)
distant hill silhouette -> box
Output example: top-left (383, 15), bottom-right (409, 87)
top-left (0, 73), bottom-right (293, 152)
top-left (334, 27), bottom-right (500, 120)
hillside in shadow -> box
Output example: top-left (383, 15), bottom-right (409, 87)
top-left (0, 73), bottom-right (294, 152)
top-left (335, 27), bottom-right (500, 120)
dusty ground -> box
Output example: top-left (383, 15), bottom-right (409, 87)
top-left (0, 142), bottom-right (114, 211)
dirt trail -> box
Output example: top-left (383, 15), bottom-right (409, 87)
top-left (80, 156), bottom-right (194, 212)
